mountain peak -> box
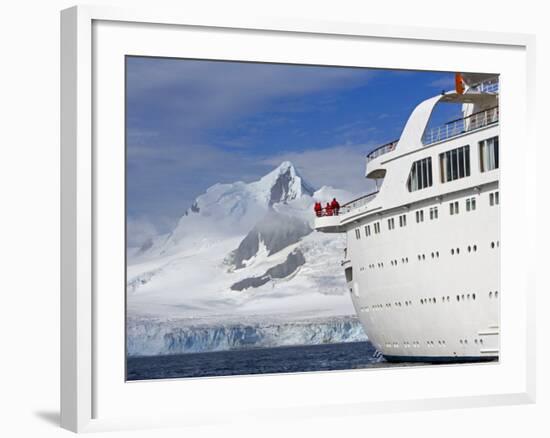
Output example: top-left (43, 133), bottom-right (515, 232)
top-left (260, 160), bottom-right (296, 181)
top-left (258, 161), bottom-right (315, 205)
top-left (276, 160), bottom-right (294, 172)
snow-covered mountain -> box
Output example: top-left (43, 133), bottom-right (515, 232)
top-left (127, 161), bottom-right (366, 355)
top-left (136, 161), bottom-right (314, 257)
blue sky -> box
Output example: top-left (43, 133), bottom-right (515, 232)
top-left (126, 56), bottom-right (461, 246)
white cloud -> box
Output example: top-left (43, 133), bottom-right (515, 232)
top-left (126, 58), bottom-right (373, 137)
top-left (125, 58), bottom-right (379, 235)
top-left (127, 216), bottom-right (162, 248)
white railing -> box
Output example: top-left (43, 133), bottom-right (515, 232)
top-left (422, 106), bottom-right (499, 146)
top-left (473, 81), bottom-right (499, 94)
top-left (314, 191), bottom-right (378, 219)
top-left (366, 139), bottom-right (399, 163)
top-left (340, 191), bottom-right (378, 214)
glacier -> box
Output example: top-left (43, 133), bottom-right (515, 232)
top-left (127, 316), bottom-right (368, 356)
top-left (126, 161), bottom-right (366, 353)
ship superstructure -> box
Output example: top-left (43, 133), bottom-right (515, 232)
top-left (315, 73), bottom-right (500, 362)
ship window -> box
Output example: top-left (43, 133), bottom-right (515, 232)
top-left (407, 157), bottom-right (433, 191)
top-left (399, 214), bottom-right (407, 227)
top-left (489, 191), bottom-right (500, 206)
top-left (415, 210), bottom-right (424, 223)
top-left (429, 206), bottom-right (438, 220)
top-left (365, 225), bottom-right (371, 236)
top-left (479, 136), bottom-right (499, 172)
top-left (450, 201), bottom-right (459, 215)
top-left (355, 228), bottom-right (361, 240)
top-left (387, 218), bottom-right (395, 230)
top-left (374, 222), bottom-right (381, 234)
top-left (466, 197), bottom-right (477, 211)
top-left (344, 267), bottom-right (353, 282)
top-left (440, 145), bottom-right (470, 183)
top-left (495, 191), bottom-right (500, 205)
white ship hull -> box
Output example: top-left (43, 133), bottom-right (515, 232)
top-left (315, 76), bottom-right (500, 362)
top-left (344, 182), bottom-right (499, 361)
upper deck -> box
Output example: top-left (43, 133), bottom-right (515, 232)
top-left (421, 106), bottom-right (498, 146)
top-left (366, 78), bottom-right (499, 164)
top-left (366, 106), bottom-right (499, 164)
top-left (316, 77), bottom-right (500, 233)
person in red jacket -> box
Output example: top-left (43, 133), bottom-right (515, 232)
top-left (331, 198), bottom-right (340, 215)
top-left (314, 202), bottom-right (322, 217)
top-left (325, 202), bottom-right (333, 216)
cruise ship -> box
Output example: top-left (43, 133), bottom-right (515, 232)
top-left (315, 73), bottom-right (500, 362)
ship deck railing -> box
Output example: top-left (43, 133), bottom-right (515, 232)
top-left (366, 140), bottom-right (399, 163)
top-left (341, 191), bottom-right (379, 213)
top-left (422, 106), bottom-right (499, 146)
top-left (365, 102), bottom-right (499, 163)
top-left (315, 191), bottom-right (379, 218)
top-left (472, 81), bottom-right (499, 94)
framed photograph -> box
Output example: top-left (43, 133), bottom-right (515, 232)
top-left (61, 5), bottom-right (536, 432)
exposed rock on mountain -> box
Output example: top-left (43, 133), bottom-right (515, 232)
top-left (230, 248), bottom-right (306, 291)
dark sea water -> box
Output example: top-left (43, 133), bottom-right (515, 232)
top-left (127, 341), bottom-right (386, 380)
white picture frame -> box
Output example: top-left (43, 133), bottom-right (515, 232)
top-left (60, 4), bottom-right (536, 433)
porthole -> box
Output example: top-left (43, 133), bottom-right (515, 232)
top-left (472, 293), bottom-right (476, 300)
top-left (456, 295), bottom-right (460, 301)
top-left (495, 291), bottom-right (499, 298)
top-left (473, 245), bottom-right (477, 251)
top-left (468, 245), bottom-right (471, 252)
top-left (436, 251), bottom-right (439, 257)
top-left (431, 252), bottom-right (434, 258)
top-left (489, 291), bottom-right (493, 298)
top-left (467, 294), bottom-right (471, 300)
top-left (451, 249), bottom-right (455, 255)
top-left (491, 242), bottom-right (495, 248)
top-left (422, 254), bottom-right (426, 260)
top-left (461, 294), bottom-right (465, 300)
top-left (456, 248), bottom-right (460, 255)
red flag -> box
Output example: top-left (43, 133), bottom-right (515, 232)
top-left (455, 73), bottom-right (465, 95)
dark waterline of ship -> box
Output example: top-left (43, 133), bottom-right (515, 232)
top-left (127, 340), bottom-right (395, 381)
